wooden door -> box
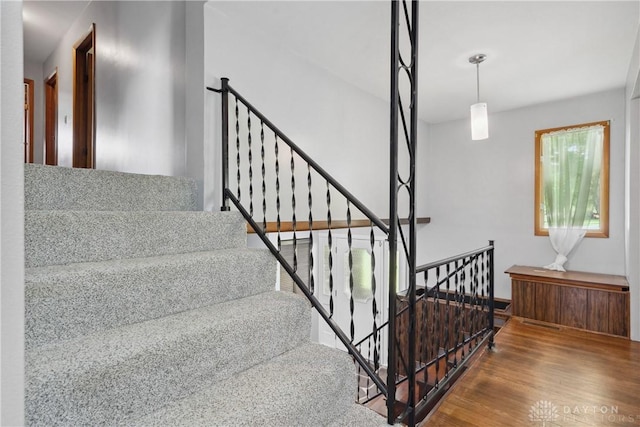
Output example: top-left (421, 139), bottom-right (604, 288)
top-left (45, 70), bottom-right (58, 165)
top-left (73, 24), bottom-right (96, 168)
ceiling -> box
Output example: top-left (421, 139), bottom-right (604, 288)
top-left (210, 0), bottom-right (640, 124)
top-left (23, 1), bottom-right (90, 64)
top-left (23, 1), bottom-right (640, 124)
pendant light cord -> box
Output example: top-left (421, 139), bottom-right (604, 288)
top-left (476, 63), bottom-right (480, 103)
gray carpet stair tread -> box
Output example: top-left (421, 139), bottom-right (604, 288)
top-left (25, 163), bottom-right (197, 211)
top-left (26, 291), bottom-right (311, 426)
top-left (25, 165), bottom-right (371, 427)
top-left (328, 403), bottom-right (390, 427)
top-left (130, 342), bottom-right (358, 427)
top-left (25, 210), bottom-right (247, 267)
top-left (26, 248), bottom-right (276, 348)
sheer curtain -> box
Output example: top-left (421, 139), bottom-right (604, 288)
top-left (542, 125), bottom-right (604, 271)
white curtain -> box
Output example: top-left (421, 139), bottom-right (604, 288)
top-left (542, 125), bottom-right (604, 271)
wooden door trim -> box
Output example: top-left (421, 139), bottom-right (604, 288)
top-left (72, 23), bottom-right (96, 168)
top-left (45, 69), bottom-right (58, 166)
top-left (24, 78), bottom-right (35, 163)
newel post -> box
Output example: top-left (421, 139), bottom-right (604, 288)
top-left (220, 77), bottom-right (230, 211)
top-left (386, 1), bottom-right (400, 423)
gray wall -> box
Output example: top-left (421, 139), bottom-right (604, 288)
top-left (203, 1), bottom-right (636, 339)
top-left (625, 28), bottom-right (640, 341)
top-left (1, 1), bottom-right (26, 424)
top-left (24, 59), bottom-right (44, 164)
top-left (203, 2), bottom-right (411, 219)
top-left (185, 1), bottom-right (206, 209)
top-left (420, 88), bottom-right (628, 318)
top-left (42, 1), bottom-right (189, 176)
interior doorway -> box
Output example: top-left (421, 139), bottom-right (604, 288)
top-left (24, 78), bottom-right (34, 163)
top-left (45, 70), bottom-right (58, 166)
top-left (72, 23), bottom-right (96, 168)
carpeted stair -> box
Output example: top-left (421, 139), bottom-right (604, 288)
top-left (24, 164), bottom-right (388, 426)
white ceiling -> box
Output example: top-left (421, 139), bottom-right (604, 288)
top-left (23, 1), bottom-right (640, 123)
top-left (210, 0), bottom-right (640, 123)
top-left (23, 0), bottom-right (90, 63)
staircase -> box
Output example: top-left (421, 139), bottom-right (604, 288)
top-left (24, 164), bottom-right (388, 426)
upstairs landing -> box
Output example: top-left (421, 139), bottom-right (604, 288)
top-left (424, 318), bottom-right (640, 426)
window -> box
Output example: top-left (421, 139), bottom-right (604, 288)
top-left (534, 121), bottom-right (610, 238)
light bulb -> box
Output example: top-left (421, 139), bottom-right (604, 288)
top-left (470, 102), bottom-right (488, 140)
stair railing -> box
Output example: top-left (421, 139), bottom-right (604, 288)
top-left (401, 241), bottom-right (495, 419)
top-left (354, 241), bottom-right (495, 421)
top-left (208, 2), bottom-right (495, 425)
top-left (207, 79), bottom-right (390, 397)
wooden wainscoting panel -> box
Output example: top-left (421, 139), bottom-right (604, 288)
top-left (511, 279), bottom-right (535, 319)
top-left (586, 289), bottom-right (609, 334)
top-left (534, 282), bottom-right (561, 324)
top-left (559, 286), bottom-right (587, 330)
top-left (608, 292), bottom-right (629, 337)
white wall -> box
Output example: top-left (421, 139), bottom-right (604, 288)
top-left (204, 3), bottom-right (396, 217)
top-left (43, 1), bottom-right (187, 176)
top-left (203, 1), bottom-right (635, 339)
top-left (0, 1), bottom-right (26, 424)
top-left (420, 89), bottom-right (627, 302)
top-left (185, 1), bottom-right (206, 209)
top-left (625, 28), bottom-right (640, 341)
top-left (24, 59), bottom-right (44, 164)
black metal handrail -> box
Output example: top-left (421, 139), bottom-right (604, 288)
top-left (208, 79), bottom-right (391, 396)
top-left (227, 190), bottom-right (389, 394)
top-left (208, 78), bottom-right (496, 425)
top-left (207, 81), bottom-right (390, 234)
top-left (417, 243), bottom-right (495, 273)
top-left (207, 2), bottom-right (497, 426)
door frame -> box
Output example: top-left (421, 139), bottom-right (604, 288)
top-left (44, 69), bottom-right (58, 166)
top-left (24, 78), bottom-right (34, 163)
top-left (317, 232), bottom-right (386, 352)
top-left (72, 23), bottom-right (96, 168)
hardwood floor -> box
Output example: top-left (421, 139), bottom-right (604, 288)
top-left (423, 317), bottom-right (640, 426)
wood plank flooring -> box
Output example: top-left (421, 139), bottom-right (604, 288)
top-left (423, 317), bottom-right (640, 426)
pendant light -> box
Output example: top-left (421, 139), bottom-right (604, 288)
top-left (469, 54), bottom-right (488, 140)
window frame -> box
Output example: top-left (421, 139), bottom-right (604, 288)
top-left (534, 120), bottom-right (610, 238)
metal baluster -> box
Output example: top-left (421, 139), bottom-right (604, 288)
top-left (291, 147), bottom-right (297, 273)
top-left (480, 251), bottom-right (487, 332)
top-left (470, 256), bottom-right (479, 349)
top-left (433, 265), bottom-right (440, 387)
top-left (460, 260), bottom-right (467, 360)
top-left (444, 262), bottom-right (451, 378)
top-left (274, 133), bottom-right (281, 252)
top-left (247, 108), bottom-right (253, 217)
top-left (327, 181), bottom-right (334, 317)
top-left (488, 240), bottom-right (495, 348)
top-left (376, 327), bottom-right (382, 382)
top-left (476, 256), bottom-right (482, 346)
top-left (356, 359), bottom-right (363, 403)
top-left (421, 269), bottom-right (429, 388)
top-left (235, 97), bottom-right (241, 200)
top-left (347, 200), bottom-right (354, 342)
top-left (370, 223), bottom-right (378, 370)
top-left (308, 163), bottom-right (314, 294)
top-left (396, 305), bottom-right (404, 380)
top-left (261, 121), bottom-right (266, 231)
top-left (366, 337), bottom-right (372, 401)
top-left (452, 260), bottom-right (461, 368)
